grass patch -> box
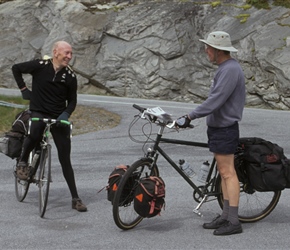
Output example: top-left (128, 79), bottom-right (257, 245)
top-left (0, 95), bottom-right (121, 135)
top-left (0, 95), bottom-right (29, 134)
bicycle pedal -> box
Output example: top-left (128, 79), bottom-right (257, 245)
top-left (193, 209), bottom-right (203, 217)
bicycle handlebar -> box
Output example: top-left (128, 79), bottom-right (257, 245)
top-left (132, 104), bottom-right (146, 113)
top-left (132, 104), bottom-right (194, 129)
top-left (29, 117), bottom-right (73, 138)
top-left (31, 117), bottom-right (71, 126)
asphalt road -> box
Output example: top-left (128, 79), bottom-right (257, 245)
top-left (1, 88), bottom-right (290, 250)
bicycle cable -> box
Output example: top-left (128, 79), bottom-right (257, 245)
top-left (128, 112), bottom-right (199, 156)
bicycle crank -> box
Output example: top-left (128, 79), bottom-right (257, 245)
top-left (193, 185), bottom-right (208, 203)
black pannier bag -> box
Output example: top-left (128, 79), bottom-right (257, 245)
top-left (240, 137), bottom-right (288, 191)
top-left (134, 176), bottom-right (165, 218)
top-left (0, 109), bottom-right (30, 159)
top-left (107, 165), bottom-right (138, 206)
top-left (4, 131), bottom-right (24, 159)
top-left (107, 165), bottom-right (129, 204)
top-left (0, 136), bottom-right (9, 155)
top-left (283, 158), bottom-right (290, 187)
top-left (234, 153), bottom-right (249, 185)
top-left (11, 109), bottom-right (31, 135)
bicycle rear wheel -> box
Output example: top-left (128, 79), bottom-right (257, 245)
top-left (216, 175), bottom-right (281, 222)
top-left (15, 173), bottom-right (30, 202)
top-left (113, 158), bottom-right (159, 230)
top-left (38, 145), bottom-right (51, 218)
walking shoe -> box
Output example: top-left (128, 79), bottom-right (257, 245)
top-left (213, 221), bottom-right (243, 236)
top-left (72, 198), bottom-right (87, 212)
top-left (16, 161), bottom-right (29, 180)
top-left (203, 215), bottom-right (227, 229)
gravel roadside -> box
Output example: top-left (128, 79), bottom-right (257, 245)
top-left (69, 104), bottom-right (121, 135)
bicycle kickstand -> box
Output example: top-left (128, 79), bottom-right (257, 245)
top-left (193, 194), bottom-right (208, 217)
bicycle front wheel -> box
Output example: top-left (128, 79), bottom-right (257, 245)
top-left (216, 175), bottom-right (281, 222)
top-left (113, 158), bottom-right (159, 230)
top-left (38, 145), bottom-right (51, 218)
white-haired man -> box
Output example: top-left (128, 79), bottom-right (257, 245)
top-left (12, 41), bottom-right (87, 212)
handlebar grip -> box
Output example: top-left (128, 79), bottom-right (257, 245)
top-left (60, 120), bottom-right (71, 125)
top-left (133, 104), bottom-right (146, 113)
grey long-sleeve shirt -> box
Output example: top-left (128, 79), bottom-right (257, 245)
top-left (188, 58), bottom-right (245, 128)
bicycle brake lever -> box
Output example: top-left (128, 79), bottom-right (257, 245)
top-left (166, 122), bottom-right (176, 129)
top-left (167, 120), bottom-right (194, 129)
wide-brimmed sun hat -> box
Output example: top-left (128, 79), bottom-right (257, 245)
top-left (199, 31), bottom-right (238, 52)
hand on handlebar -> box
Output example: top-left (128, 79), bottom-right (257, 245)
top-left (175, 115), bottom-right (191, 128)
top-left (56, 112), bottom-right (70, 127)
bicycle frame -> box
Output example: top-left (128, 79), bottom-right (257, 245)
top-left (28, 117), bottom-right (72, 158)
top-left (28, 117), bottom-right (72, 181)
top-left (143, 122), bottom-right (221, 215)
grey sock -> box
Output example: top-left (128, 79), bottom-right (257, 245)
top-left (220, 199), bottom-right (229, 220)
top-left (228, 206), bottom-right (240, 225)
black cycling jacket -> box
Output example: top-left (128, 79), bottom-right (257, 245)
top-left (12, 58), bottom-right (77, 117)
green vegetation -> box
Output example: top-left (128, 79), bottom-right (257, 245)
top-left (240, 4), bottom-right (252, 10)
top-left (273, 0), bottom-right (290, 8)
top-left (235, 13), bottom-right (251, 23)
top-left (246, 0), bottom-right (290, 9)
top-left (246, 0), bottom-right (270, 9)
top-left (211, 1), bottom-right (221, 7)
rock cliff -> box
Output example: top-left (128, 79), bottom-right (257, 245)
top-left (0, 0), bottom-right (290, 109)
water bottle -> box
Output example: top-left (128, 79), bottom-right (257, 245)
top-left (179, 159), bottom-right (195, 178)
top-left (197, 161), bottom-right (210, 182)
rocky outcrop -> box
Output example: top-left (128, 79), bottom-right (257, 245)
top-left (0, 0), bottom-right (290, 109)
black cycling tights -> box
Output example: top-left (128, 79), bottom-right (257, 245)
top-left (20, 112), bottom-right (79, 199)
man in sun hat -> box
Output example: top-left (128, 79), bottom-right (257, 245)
top-left (176, 31), bottom-right (245, 235)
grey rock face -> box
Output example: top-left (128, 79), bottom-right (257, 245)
top-left (1, 0), bottom-right (290, 109)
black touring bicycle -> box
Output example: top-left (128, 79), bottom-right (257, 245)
top-left (112, 104), bottom-right (283, 230)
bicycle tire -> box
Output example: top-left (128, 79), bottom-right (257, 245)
top-left (112, 158), bottom-right (159, 230)
top-left (38, 145), bottom-right (51, 218)
top-left (216, 174), bottom-right (281, 222)
top-left (15, 174), bottom-right (30, 202)
top-left (14, 150), bottom-right (36, 202)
